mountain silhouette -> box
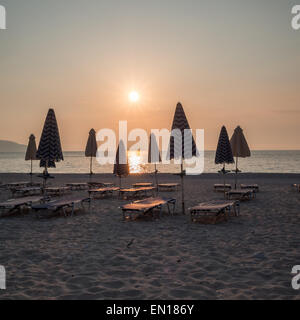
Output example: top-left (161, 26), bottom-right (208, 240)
top-left (0, 140), bottom-right (27, 152)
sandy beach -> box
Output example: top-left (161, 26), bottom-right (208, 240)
top-left (0, 172), bottom-right (299, 300)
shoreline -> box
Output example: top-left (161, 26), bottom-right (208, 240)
top-left (1, 172), bottom-right (300, 179)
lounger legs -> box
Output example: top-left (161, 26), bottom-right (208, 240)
top-left (166, 200), bottom-right (176, 216)
top-left (166, 203), bottom-right (171, 215)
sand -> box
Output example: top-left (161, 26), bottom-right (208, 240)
top-left (0, 172), bottom-right (300, 300)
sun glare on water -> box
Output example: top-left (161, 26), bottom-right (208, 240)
top-left (129, 151), bottom-right (143, 173)
top-left (129, 91), bottom-right (140, 103)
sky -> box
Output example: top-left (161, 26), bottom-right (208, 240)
top-left (0, 0), bottom-right (299, 150)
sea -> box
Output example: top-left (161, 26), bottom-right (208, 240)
top-left (0, 150), bottom-right (299, 175)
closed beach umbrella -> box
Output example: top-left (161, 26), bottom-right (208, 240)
top-left (169, 102), bottom-right (196, 214)
top-left (85, 129), bottom-right (97, 175)
top-left (215, 126), bottom-right (234, 194)
top-left (25, 134), bottom-right (37, 176)
top-left (230, 126), bottom-right (251, 189)
top-left (36, 108), bottom-right (63, 187)
top-left (148, 133), bottom-right (161, 187)
top-left (114, 140), bottom-right (129, 188)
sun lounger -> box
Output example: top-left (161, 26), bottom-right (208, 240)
top-left (240, 184), bottom-right (259, 192)
top-left (121, 197), bottom-right (176, 220)
top-left (7, 182), bottom-right (40, 189)
top-left (11, 187), bottom-right (42, 197)
top-left (65, 183), bottom-right (88, 190)
top-left (157, 183), bottom-right (180, 192)
top-left (132, 182), bottom-right (153, 188)
top-left (226, 189), bottom-right (255, 201)
top-left (119, 187), bottom-right (156, 199)
top-left (44, 186), bottom-right (71, 197)
top-left (0, 196), bottom-right (44, 217)
top-left (88, 187), bottom-right (120, 199)
top-left (292, 184), bottom-right (300, 192)
top-left (32, 196), bottom-right (91, 217)
top-left (189, 200), bottom-right (240, 224)
top-left (88, 182), bottom-right (115, 189)
top-left (214, 184), bottom-right (232, 192)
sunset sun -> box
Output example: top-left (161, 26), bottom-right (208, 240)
top-left (129, 91), bottom-right (140, 103)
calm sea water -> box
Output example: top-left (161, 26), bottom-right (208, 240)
top-left (0, 151), bottom-right (299, 174)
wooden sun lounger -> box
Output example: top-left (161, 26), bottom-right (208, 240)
top-left (240, 184), bottom-right (259, 192)
top-left (65, 183), bottom-right (88, 190)
top-left (88, 182), bottom-right (115, 188)
top-left (119, 187), bottom-right (156, 200)
top-left (88, 187), bottom-right (120, 199)
top-left (121, 197), bottom-right (176, 220)
top-left (44, 186), bottom-right (71, 197)
top-left (32, 197), bottom-right (91, 217)
top-left (214, 184), bottom-right (232, 192)
top-left (226, 189), bottom-right (255, 201)
top-left (11, 187), bottom-right (42, 197)
top-left (157, 183), bottom-right (180, 192)
top-left (7, 182), bottom-right (40, 188)
top-left (132, 182), bottom-right (153, 188)
top-left (0, 196), bottom-right (44, 217)
top-left (189, 200), bottom-right (240, 224)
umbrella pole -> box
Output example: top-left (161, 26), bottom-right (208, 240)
top-left (235, 157), bottom-right (238, 189)
top-left (181, 163), bottom-right (185, 215)
top-left (89, 157), bottom-right (93, 183)
top-left (42, 164), bottom-right (48, 197)
top-left (30, 159), bottom-right (33, 185)
top-left (90, 156), bottom-right (93, 175)
top-left (223, 163), bottom-right (226, 199)
top-left (154, 163), bottom-right (158, 191)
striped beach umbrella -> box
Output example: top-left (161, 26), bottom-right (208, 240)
top-left (230, 126), bottom-right (251, 189)
top-left (36, 109), bottom-right (63, 186)
top-left (85, 129), bottom-right (97, 175)
top-left (148, 133), bottom-right (161, 187)
top-left (114, 140), bottom-right (129, 187)
top-left (215, 126), bottom-right (234, 194)
top-left (25, 134), bottom-right (37, 183)
top-left (169, 102), bottom-right (196, 214)
top-left (215, 126), bottom-right (234, 167)
top-left (169, 103), bottom-right (197, 160)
